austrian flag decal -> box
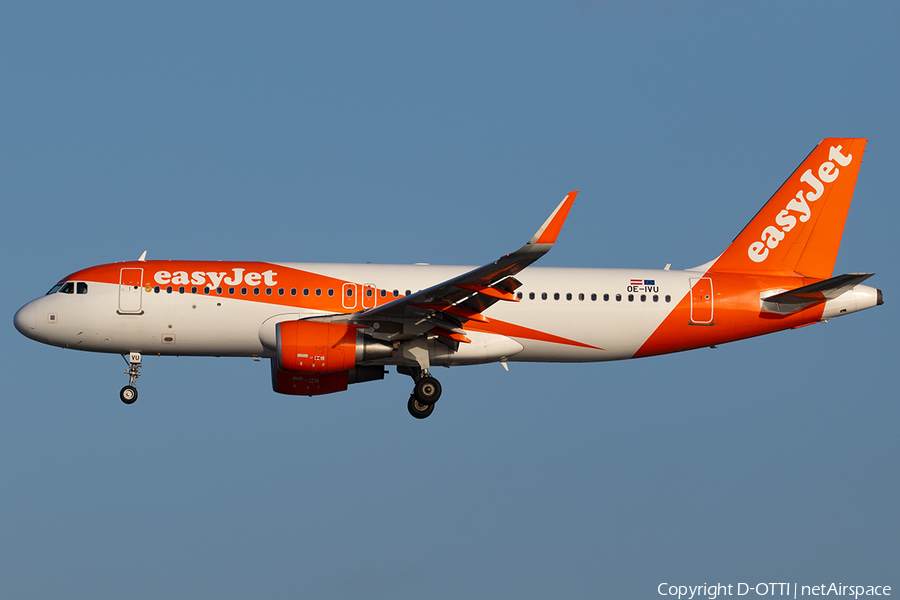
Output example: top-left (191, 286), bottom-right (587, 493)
top-left (627, 278), bottom-right (658, 292)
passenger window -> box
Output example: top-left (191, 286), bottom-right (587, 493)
top-left (303, 288), bottom-right (310, 296)
top-left (266, 288), bottom-right (272, 296)
top-left (578, 293), bottom-right (584, 301)
top-left (566, 293), bottom-right (572, 301)
top-left (191, 286), bottom-right (197, 294)
top-left (179, 286), bottom-right (185, 294)
top-left (553, 293), bottom-right (560, 300)
top-left (640, 294), bottom-right (646, 302)
top-left (393, 290), bottom-right (399, 297)
top-left (541, 292), bottom-right (548, 300)
top-left (241, 287), bottom-right (247, 295)
top-left (253, 288), bottom-right (260, 295)
top-left (366, 289), bottom-right (373, 297)
top-left (653, 295), bottom-right (659, 302)
top-left (155, 286), bottom-right (161, 293)
top-left (77, 282), bottom-right (88, 294)
top-left (328, 289), bottom-right (334, 296)
top-left (346, 288), bottom-right (353, 297)
top-left (290, 288), bottom-right (297, 296)
top-left (516, 292), bottom-right (523, 299)
top-left (529, 292), bottom-right (535, 300)
top-left (278, 288), bottom-right (284, 296)
top-left (60, 282), bottom-right (75, 294)
top-left (665, 295), bottom-right (671, 302)
top-left (380, 289), bottom-right (386, 297)
top-left (203, 287), bottom-right (210, 294)
top-left (603, 293), bottom-right (608, 301)
top-left (405, 290), bottom-right (411, 296)
top-left (628, 294), bottom-right (634, 302)
top-left (166, 286), bottom-right (173, 294)
top-left (228, 287), bottom-right (235, 295)
top-left (616, 294), bottom-right (622, 302)
top-left (315, 289), bottom-right (321, 296)
top-left (46, 283), bottom-right (64, 295)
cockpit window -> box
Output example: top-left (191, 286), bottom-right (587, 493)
top-left (59, 282), bottom-right (75, 294)
top-left (46, 283), bottom-right (64, 295)
top-left (77, 282), bottom-right (88, 294)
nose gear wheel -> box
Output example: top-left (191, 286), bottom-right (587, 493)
top-left (120, 385), bottom-right (138, 404)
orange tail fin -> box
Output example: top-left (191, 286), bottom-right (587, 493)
top-left (708, 138), bottom-right (867, 279)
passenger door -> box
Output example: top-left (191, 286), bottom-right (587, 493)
top-left (118, 268), bottom-right (143, 314)
top-left (689, 277), bottom-right (713, 324)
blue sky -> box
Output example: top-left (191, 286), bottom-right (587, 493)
top-left (2, 2), bottom-right (897, 598)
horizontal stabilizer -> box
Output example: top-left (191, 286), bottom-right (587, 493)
top-left (761, 272), bottom-right (874, 313)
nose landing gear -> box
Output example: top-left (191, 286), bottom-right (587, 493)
top-left (120, 352), bottom-right (142, 404)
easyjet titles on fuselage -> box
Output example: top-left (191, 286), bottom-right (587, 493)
top-left (154, 268), bottom-right (278, 289)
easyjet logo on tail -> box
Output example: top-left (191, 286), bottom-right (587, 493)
top-left (747, 145), bottom-right (853, 263)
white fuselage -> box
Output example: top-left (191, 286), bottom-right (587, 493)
top-left (17, 263), bottom-right (697, 364)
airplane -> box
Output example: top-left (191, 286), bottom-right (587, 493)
top-left (14, 138), bottom-right (883, 419)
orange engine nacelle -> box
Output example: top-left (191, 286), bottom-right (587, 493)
top-left (277, 320), bottom-right (358, 374)
top-left (272, 320), bottom-right (392, 396)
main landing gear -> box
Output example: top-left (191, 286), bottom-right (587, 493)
top-left (400, 366), bottom-right (442, 419)
top-left (407, 396), bottom-right (434, 419)
top-left (120, 352), bottom-right (142, 404)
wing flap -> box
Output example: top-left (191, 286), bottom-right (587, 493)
top-left (455, 284), bottom-right (521, 302)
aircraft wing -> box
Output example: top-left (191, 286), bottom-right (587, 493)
top-left (319, 192), bottom-right (577, 344)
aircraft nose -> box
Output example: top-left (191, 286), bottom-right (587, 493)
top-left (14, 302), bottom-right (36, 337)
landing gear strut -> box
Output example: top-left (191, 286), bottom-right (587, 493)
top-left (120, 352), bottom-right (142, 404)
top-left (400, 366), bottom-right (442, 419)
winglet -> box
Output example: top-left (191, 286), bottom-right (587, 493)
top-left (528, 191), bottom-right (577, 246)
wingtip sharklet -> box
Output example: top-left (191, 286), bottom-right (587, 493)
top-left (530, 191), bottom-right (578, 246)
